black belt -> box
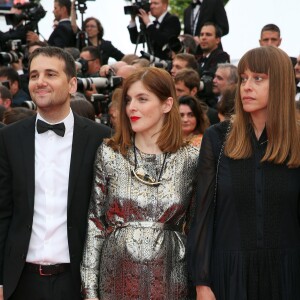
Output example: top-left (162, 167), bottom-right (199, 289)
top-left (25, 262), bottom-right (70, 276)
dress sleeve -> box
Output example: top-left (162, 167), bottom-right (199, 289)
top-left (80, 144), bottom-right (109, 298)
top-left (187, 129), bottom-right (217, 287)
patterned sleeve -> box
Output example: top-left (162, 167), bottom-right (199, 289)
top-left (80, 143), bottom-right (110, 299)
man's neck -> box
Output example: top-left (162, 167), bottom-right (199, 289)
top-left (203, 46), bottom-right (218, 57)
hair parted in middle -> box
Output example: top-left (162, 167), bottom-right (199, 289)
top-left (108, 67), bottom-right (184, 155)
top-left (225, 46), bottom-right (300, 167)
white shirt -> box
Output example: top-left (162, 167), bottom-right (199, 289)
top-left (26, 110), bottom-right (74, 264)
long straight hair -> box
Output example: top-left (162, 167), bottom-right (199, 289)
top-left (225, 46), bottom-right (300, 168)
top-left (108, 67), bottom-right (184, 156)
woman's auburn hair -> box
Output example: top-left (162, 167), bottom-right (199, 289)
top-left (107, 67), bottom-right (184, 156)
top-left (225, 46), bottom-right (300, 168)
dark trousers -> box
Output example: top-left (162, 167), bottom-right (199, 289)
top-left (9, 266), bottom-right (82, 300)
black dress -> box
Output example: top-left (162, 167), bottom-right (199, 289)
top-left (187, 121), bottom-right (300, 300)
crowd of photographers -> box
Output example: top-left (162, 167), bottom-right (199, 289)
top-left (0, 0), bottom-right (299, 128)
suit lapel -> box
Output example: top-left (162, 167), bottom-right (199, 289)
top-left (67, 114), bottom-right (89, 210)
top-left (21, 116), bottom-right (36, 211)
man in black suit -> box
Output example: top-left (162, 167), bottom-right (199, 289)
top-left (127, 0), bottom-right (181, 60)
top-left (183, 0), bottom-right (229, 37)
top-left (27, 0), bottom-right (76, 48)
top-left (0, 47), bottom-right (111, 300)
top-left (197, 22), bottom-right (230, 108)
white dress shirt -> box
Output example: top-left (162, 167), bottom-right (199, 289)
top-left (26, 110), bottom-right (74, 264)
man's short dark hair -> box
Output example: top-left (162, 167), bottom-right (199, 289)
top-left (28, 46), bottom-right (76, 79)
top-left (0, 67), bottom-right (20, 86)
top-left (81, 46), bottom-right (102, 64)
top-left (201, 22), bottom-right (223, 38)
top-left (55, 0), bottom-right (71, 16)
top-left (0, 85), bottom-right (13, 100)
top-left (174, 53), bottom-right (198, 71)
top-left (174, 68), bottom-right (200, 91)
top-left (261, 24), bottom-right (281, 36)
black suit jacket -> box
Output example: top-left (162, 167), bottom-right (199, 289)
top-left (0, 113), bottom-right (111, 299)
top-left (184, 0), bottom-right (229, 37)
top-left (128, 12), bottom-right (181, 60)
top-left (48, 20), bottom-right (76, 48)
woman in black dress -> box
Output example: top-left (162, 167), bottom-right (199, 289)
top-left (188, 46), bottom-right (300, 300)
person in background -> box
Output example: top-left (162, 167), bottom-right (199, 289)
top-left (174, 68), bottom-right (219, 125)
top-left (81, 17), bottom-right (124, 65)
top-left (259, 23), bottom-right (297, 67)
top-left (81, 67), bottom-right (198, 299)
top-left (0, 66), bottom-right (30, 107)
top-left (179, 95), bottom-right (209, 147)
top-left (70, 98), bottom-right (96, 121)
top-left (0, 85), bottom-right (12, 110)
top-left (128, 0), bottom-right (181, 60)
top-left (27, 0), bottom-right (76, 48)
top-left (183, 0), bottom-right (229, 38)
top-left (294, 55), bottom-right (300, 101)
top-left (170, 53), bottom-right (199, 78)
top-left (79, 46), bottom-right (102, 76)
top-left (212, 63), bottom-right (238, 100)
top-left (2, 107), bottom-right (36, 125)
top-left (216, 85), bottom-right (236, 121)
top-left (188, 46), bottom-right (300, 300)
top-left (197, 22), bottom-right (230, 108)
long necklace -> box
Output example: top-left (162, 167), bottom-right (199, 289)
top-left (131, 140), bottom-right (168, 187)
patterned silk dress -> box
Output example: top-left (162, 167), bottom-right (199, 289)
top-left (81, 141), bottom-right (199, 300)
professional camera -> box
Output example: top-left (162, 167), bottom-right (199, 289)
top-left (4, 1), bottom-right (46, 30)
top-left (22, 100), bottom-right (37, 110)
top-left (164, 36), bottom-right (185, 55)
top-left (124, 0), bottom-right (150, 15)
top-left (0, 39), bottom-right (25, 65)
top-left (77, 77), bottom-right (109, 92)
top-left (77, 75), bottom-right (122, 92)
top-left (75, 58), bottom-right (89, 76)
top-left (199, 71), bottom-right (214, 94)
top-left (91, 94), bottom-right (111, 126)
top-left (140, 50), bottom-right (172, 72)
top-left (0, 0), bottom-right (46, 47)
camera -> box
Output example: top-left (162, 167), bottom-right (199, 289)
top-left (124, 0), bottom-right (150, 15)
top-left (140, 50), bottom-right (172, 72)
top-left (200, 72), bottom-right (214, 94)
top-left (22, 100), bottom-right (37, 110)
top-left (5, 1), bottom-right (46, 28)
top-left (75, 58), bottom-right (89, 76)
top-left (0, 39), bottom-right (25, 65)
top-left (77, 77), bottom-right (109, 92)
top-left (0, 1), bottom-right (46, 46)
top-left (164, 36), bottom-right (185, 55)
top-left (77, 69), bottom-right (122, 92)
top-left (91, 94), bottom-right (111, 126)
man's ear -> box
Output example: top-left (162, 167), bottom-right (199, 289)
top-left (69, 77), bottom-right (77, 94)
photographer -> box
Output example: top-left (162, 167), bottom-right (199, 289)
top-left (0, 66), bottom-right (30, 107)
top-left (197, 22), bottom-right (230, 108)
top-left (27, 0), bottom-right (76, 48)
top-left (127, 0), bottom-right (181, 60)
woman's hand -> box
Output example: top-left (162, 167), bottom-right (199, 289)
top-left (196, 285), bottom-right (216, 300)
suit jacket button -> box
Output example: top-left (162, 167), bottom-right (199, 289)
top-left (27, 225), bottom-right (32, 230)
top-left (21, 254), bottom-right (26, 260)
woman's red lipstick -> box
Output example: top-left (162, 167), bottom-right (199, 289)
top-left (130, 116), bottom-right (140, 122)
